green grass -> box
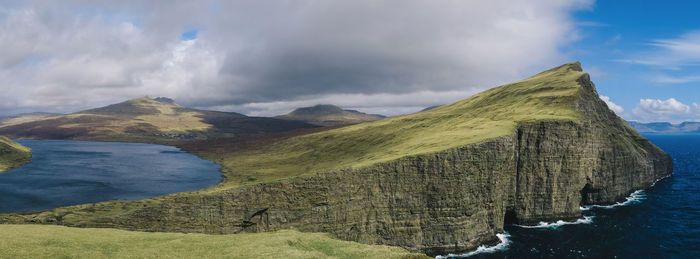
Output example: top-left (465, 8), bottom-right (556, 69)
top-left (0, 135), bottom-right (31, 173)
top-left (0, 225), bottom-right (428, 259)
top-left (202, 62), bottom-right (587, 189)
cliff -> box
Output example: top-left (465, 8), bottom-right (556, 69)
top-left (0, 62), bottom-right (672, 255)
top-left (0, 136), bottom-right (31, 173)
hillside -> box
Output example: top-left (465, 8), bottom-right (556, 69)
top-left (0, 112), bottom-right (61, 125)
top-left (0, 136), bottom-right (31, 173)
top-left (0, 225), bottom-right (426, 259)
top-left (276, 104), bottom-right (385, 126)
top-left (629, 121), bottom-right (700, 133)
top-left (1, 62), bottom-right (672, 255)
top-left (0, 97), bottom-right (316, 142)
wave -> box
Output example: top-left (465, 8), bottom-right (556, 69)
top-left (435, 232), bottom-right (511, 258)
top-left (515, 215), bottom-right (594, 229)
top-left (584, 190), bottom-right (646, 209)
top-left (651, 174), bottom-right (672, 187)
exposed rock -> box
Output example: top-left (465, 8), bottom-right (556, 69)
top-left (0, 63), bottom-right (672, 255)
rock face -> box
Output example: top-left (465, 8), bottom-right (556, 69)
top-left (1, 63), bottom-right (672, 255)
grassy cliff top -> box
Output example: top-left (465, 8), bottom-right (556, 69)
top-left (206, 62), bottom-right (590, 189)
top-left (0, 136), bottom-right (31, 173)
top-left (0, 225), bottom-right (427, 259)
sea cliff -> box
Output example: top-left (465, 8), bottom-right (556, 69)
top-left (0, 63), bottom-right (672, 254)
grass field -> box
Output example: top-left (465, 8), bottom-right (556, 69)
top-left (0, 225), bottom-right (428, 259)
top-left (194, 62), bottom-right (586, 189)
top-left (0, 136), bottom-right (31, 173)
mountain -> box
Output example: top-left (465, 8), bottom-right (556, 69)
top-left (1, 62), bottom-right (672, 255)
top-left (0, 136), bottom-right (31, 173)
top-left (0, 112), bottom-right (61, 125)
top-left (276, 104), bottom-right (385, 126)
top-left (0, 97), bottom-right (316, 141)
top-left (628, 121), bottom-right (700, 133)
top-left (420, 105), bottom-right (441, 112)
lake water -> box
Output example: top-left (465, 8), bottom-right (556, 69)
top-left (440, 134), bottom-right (700, 258)
top-left (0, 140), bottom-right (221, 213)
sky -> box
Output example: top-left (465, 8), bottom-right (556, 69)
top-left (0, 0), bottom-right (697, 123)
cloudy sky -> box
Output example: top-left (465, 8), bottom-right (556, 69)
top-left (0, 0), bottom-right (698, 122)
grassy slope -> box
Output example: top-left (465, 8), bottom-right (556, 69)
top-left (0, 136), bottom-right (31, 173)
top-left (0, 225), bottom-right (427, 259)
top-left (0, 62), bottom-right (595, 258)
top-left (201, 62), bottom-right (585, 189)
top-left (0, 97), bottom-right (315, 142)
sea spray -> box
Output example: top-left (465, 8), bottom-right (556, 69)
top-left (435, 233), bottom-right (511, 258)
top-left (515, 215), bottom-right (594, 229)
top-left (584, 190), bottom-right (647, 210)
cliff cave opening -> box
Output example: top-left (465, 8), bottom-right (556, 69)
top-left (504, 209), bottom-right (518, 224)
top-left (580, 183), bottom-right (592, 205)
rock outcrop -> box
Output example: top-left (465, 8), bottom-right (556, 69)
top-left (0, 63), bottom-right (672, 255)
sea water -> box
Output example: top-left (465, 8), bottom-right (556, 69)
top-left (440, 134), bottom-right (700, 258)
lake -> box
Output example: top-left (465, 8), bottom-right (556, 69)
top-left (440, 134), bottom-right (700, 258)
top-left (0, 140), bottom-right (221, 213)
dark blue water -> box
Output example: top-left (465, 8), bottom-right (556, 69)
top-left (442, 134), bottom-right (700, 258)
top-left (0, 140), bottom-right (221, 213)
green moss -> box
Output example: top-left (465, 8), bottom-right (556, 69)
top-left (0, 225), bottom-right (428, 259)
top-left (0, 135), bottom-right (31, 173)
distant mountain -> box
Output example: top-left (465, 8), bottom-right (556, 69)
top-left (0, 112), bottom-right (61, 125)
top-left (628, 121), bottom-right (700, 133)
top-left (276, 104), bottom-right (385, 126)
top-left (420, 105), bottom-right (442, 112)
top-left (0, 97), bottom-right (316, 141)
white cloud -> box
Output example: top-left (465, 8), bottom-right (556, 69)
top-left (630, 98), bottom-right (700, 123)
top-left (618, 30), bottom-right (700, 69)
top-left (0, 0), bottom-right (593, 116)
top-left (599, 95), bottom-right (624, 114)
top-left (651, 74), bottom-right (700, 84)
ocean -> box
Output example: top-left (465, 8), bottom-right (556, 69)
top-left (440, 134), bottom-right (700, 258)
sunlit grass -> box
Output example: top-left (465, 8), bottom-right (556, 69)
top-left (0, 225), bottom-right (428, 259)
top-left (0, 135), bottom-right (31, 173)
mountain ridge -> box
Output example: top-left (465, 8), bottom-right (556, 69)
top-left (0, 62), bottom-right (672, 255)
top-left (276, 104), bottom-right (385, 126)
top-left (0, 97), bottom-right (316, 141)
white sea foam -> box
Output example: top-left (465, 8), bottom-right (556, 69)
top-left (515, 215), bottom-right (594, 229)
top-left (585, 190), bottom-right (646, 209)
top-left (579, 206), bottom-right (590, 211)
top-left (650, 174), bottom-right (672, 187)
top-left (435, 232), bottom-right (511, 258)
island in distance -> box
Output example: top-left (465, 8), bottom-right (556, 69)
top-left (628, 121), bottom-right (700, 134)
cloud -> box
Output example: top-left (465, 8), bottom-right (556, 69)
top-left (617, 30), bottom-right (700, 69)
top-left (630, 98), bottom-right (700, 123)
top-left (0, 0), bottom-right (593, 116)
top-left (651, 74), bottom-right (700, 84)
top-left (599, 95), bottom-right (624, 114)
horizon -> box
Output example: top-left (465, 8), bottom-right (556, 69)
top-left (0, 0), bottom-right (698, 123)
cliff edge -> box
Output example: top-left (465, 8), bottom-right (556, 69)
top-left (0, 136), bottom-right (31, 173)
top-left (0, 62), bottom-right (672, 255)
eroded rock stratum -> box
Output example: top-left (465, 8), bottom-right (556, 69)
top-left (1, 63), bottom-right (672, 255)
